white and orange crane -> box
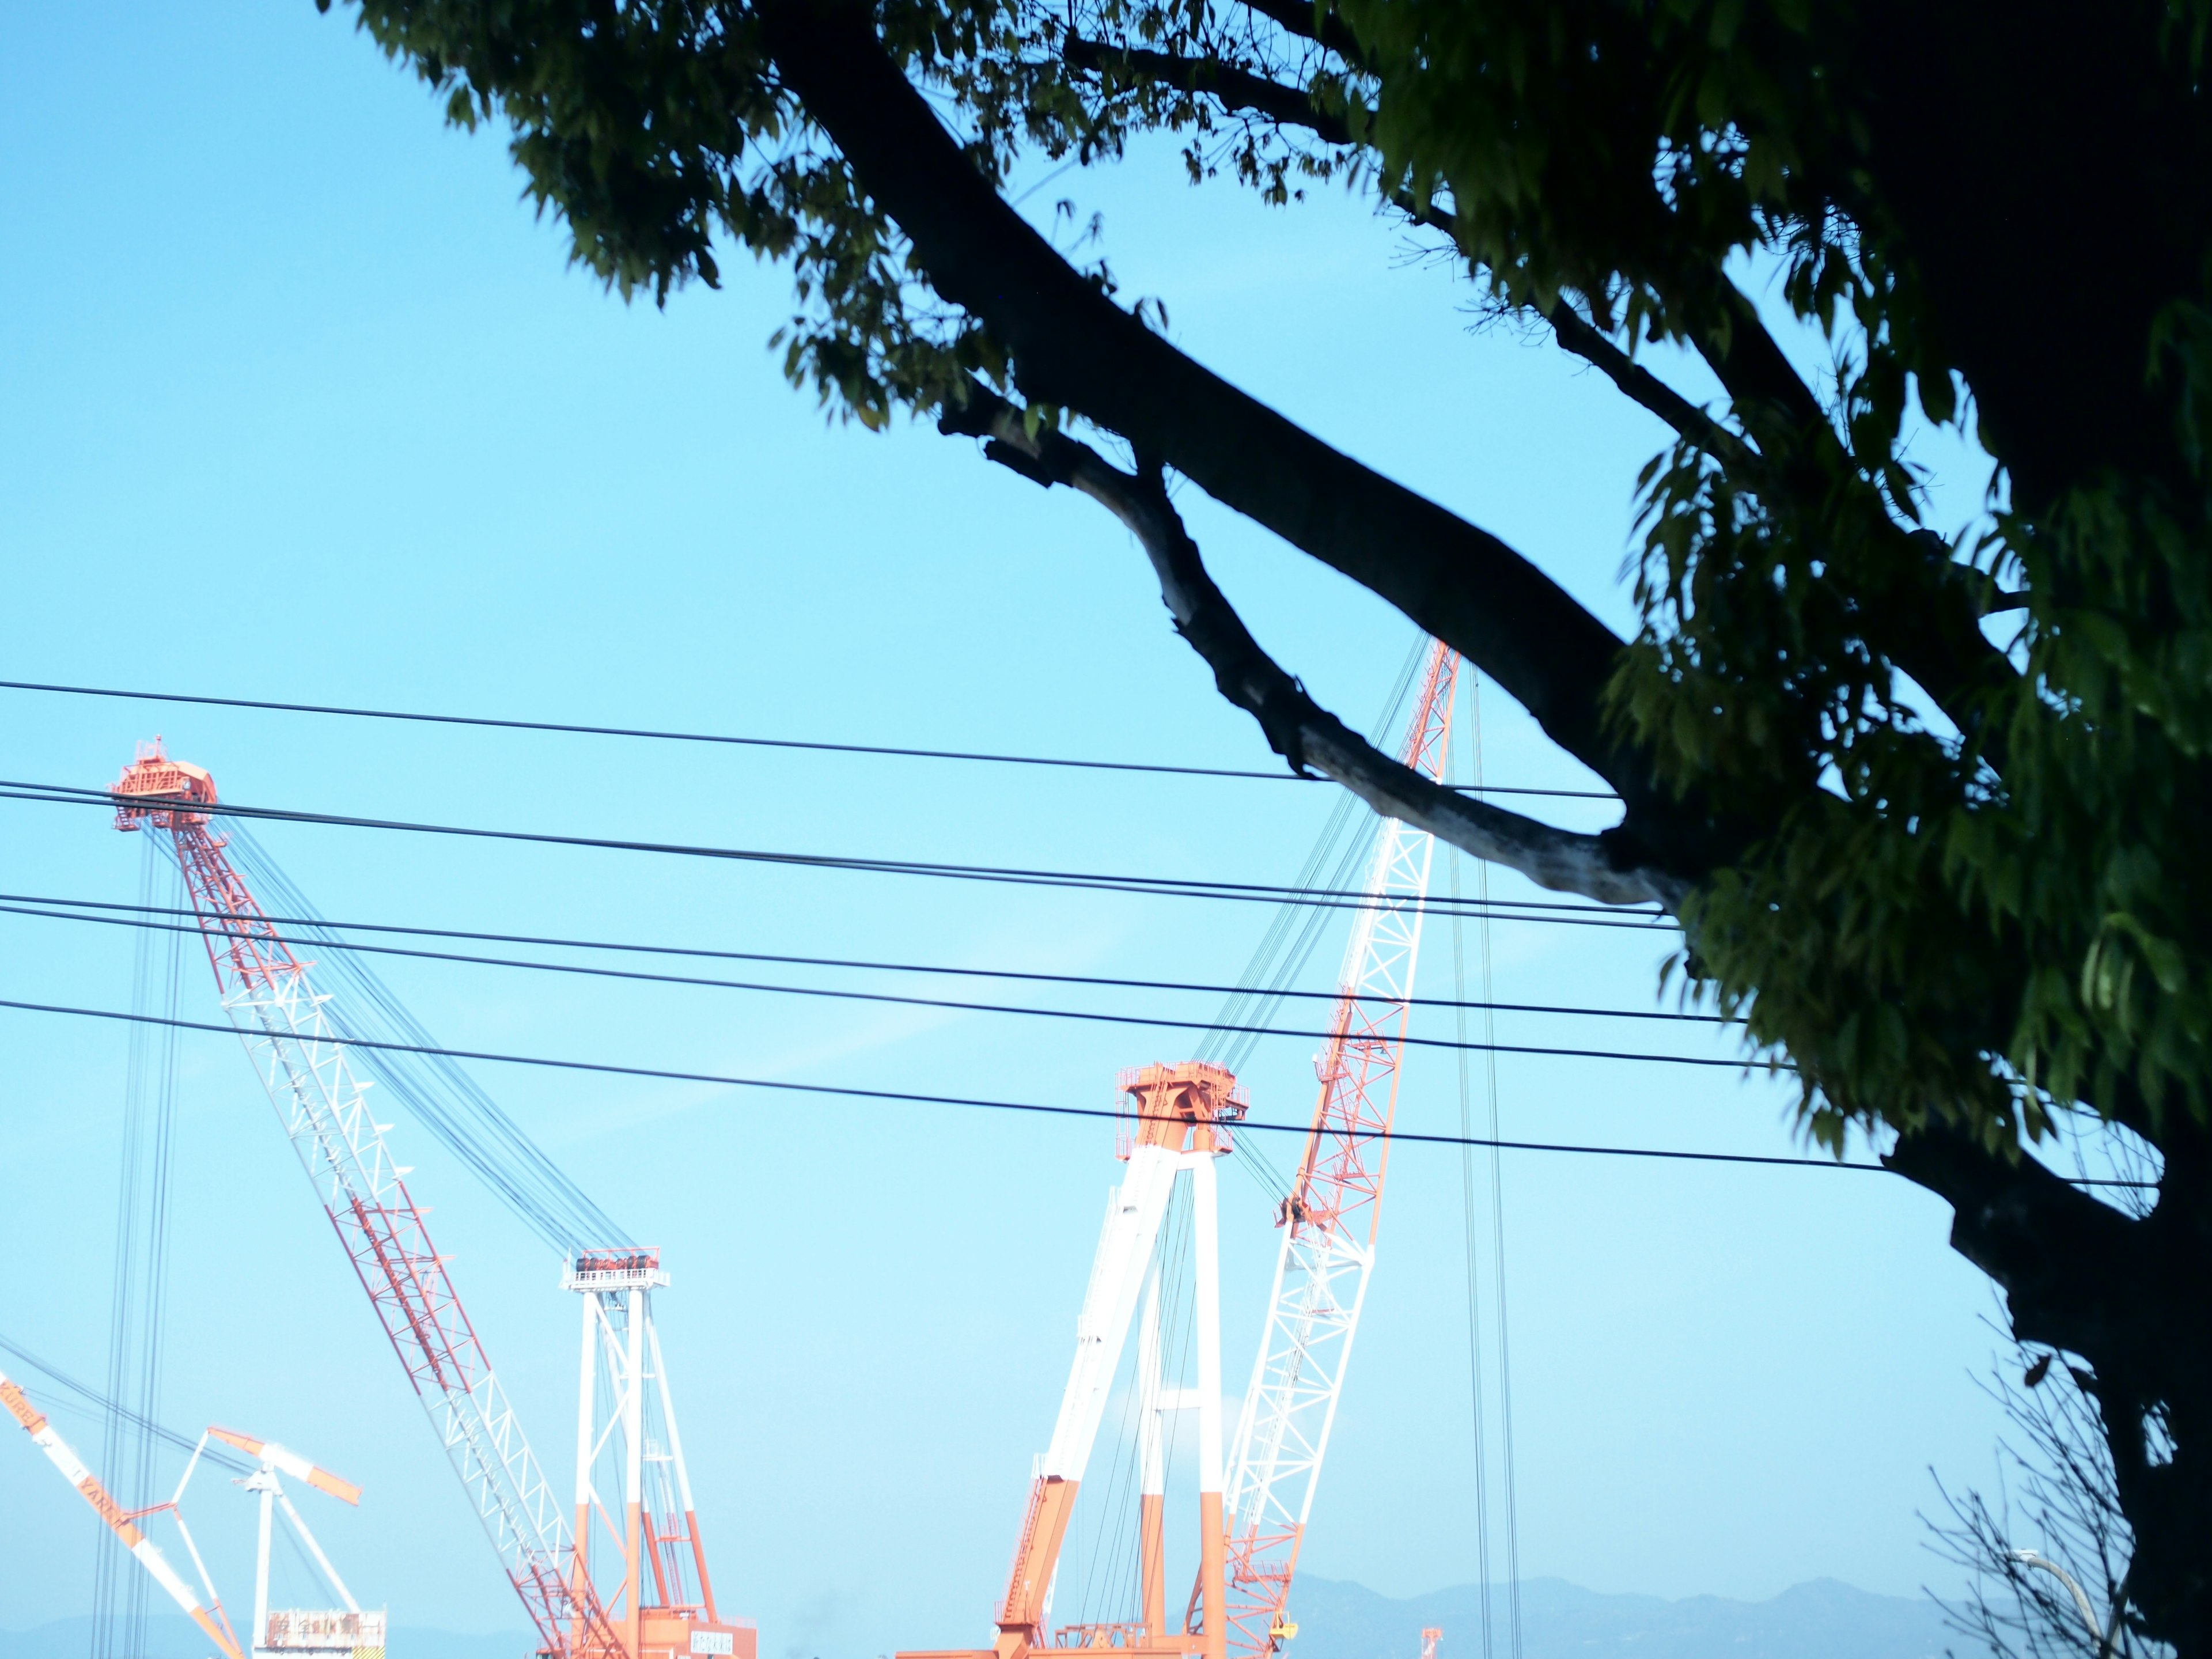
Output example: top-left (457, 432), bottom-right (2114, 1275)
top-left (1, 1366), bottom-right (245, 1659)
top-left (1212, 641), bottom-right (1459, 1659)
top-left (5, 1365), bottom-right (388, 1659)
top-left (107, 744), bottom-right (749, 1659)
top-left (902, 1062), bottom-right (1248, 1659)
top-left (899, 642), bottom-right (1458, 1659)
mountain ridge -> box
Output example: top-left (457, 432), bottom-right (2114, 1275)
top-left (1280, 1571), bottom-right (1957, 1659)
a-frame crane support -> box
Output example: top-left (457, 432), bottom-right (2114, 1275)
top-left (901, 1064), bottom-right (1244, 1659)
top-left (1, 1368), bottom-right (245, 1659)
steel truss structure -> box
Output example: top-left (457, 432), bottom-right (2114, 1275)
top-left (111, 743), bottom-right (627, 1659)
top-left (566, 1248), bottom-right (751, 1659)
top-left (1214, 642), bottom-right (1459, 1659)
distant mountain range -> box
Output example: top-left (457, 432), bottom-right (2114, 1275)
top-left (1283, 1574), bottom-right (1958, 1659)
top-left (4, 1577), bottom-right (1963, 1659)
top-left (0, 1619), bottom-right (531, 1659)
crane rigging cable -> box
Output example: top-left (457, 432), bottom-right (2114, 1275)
top-left (1198, 636), bottom-right (1429, 1087)
top-left (0, 677), bottom-right (1615, 799)
top-left (0, 1334), bottom-right (254, 1476)
top-left (93, 839), bottom-right (186, 1659)
top-left (0, 897), bottom-right (1751, 1069)
top-left (217, 825), bottom-right (627, 1255)
top-left (0, 779), bottom-right (1668, 928)
top-left (1449, 671), bottom-right (1523, 1659)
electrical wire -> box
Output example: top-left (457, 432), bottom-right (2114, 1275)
top-left (0, 994), bottom-right (2157, 1187)
top-left (0, 897), bottom-right (1761, 1071)
top-left (0, 677), bottom-right (1616, 800)
top-left (0, 890), bottom-right (1734, 1024)
top-left (0, 778), bottom-right (1666, 927)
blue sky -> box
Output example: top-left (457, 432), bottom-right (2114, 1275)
top-left (1, 5), bottom-right (2016, 1654)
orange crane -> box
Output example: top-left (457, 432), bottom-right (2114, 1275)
top-left (107, 743), bottom-right (751, 1659)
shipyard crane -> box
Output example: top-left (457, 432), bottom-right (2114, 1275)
top-left (0, 1366), bottom-right (245, 1659)
top-left (1209, 642), bottom-right (1459, 1659)
top-left (107, 744), bottom-right (751, 1659)
top-left (900, 1063), bottom-right (1249, 1659)
top-left (895, 644), bottom-right (1457, 1659)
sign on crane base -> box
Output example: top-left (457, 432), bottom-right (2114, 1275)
top-left (262, 1608), bottom-right (388, 1659)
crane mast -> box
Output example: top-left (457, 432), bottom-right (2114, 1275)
top-left (109, 743), bottom-right (626, 1659)
top-left (565, 1248), bottom-right (748, 1659)
top-left (1212, 642), bottom-right (1459, 1659)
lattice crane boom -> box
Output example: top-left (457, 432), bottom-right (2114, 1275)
top-left (109, 743), bottom-right (627, 1659)
top-left (1213, 642), bottom-right (1459, 1659)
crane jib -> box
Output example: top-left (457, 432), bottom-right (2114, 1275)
top-left (1214, 641), bottom-right (1459, 1659)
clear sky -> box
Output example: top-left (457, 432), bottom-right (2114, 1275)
top-left (1, 5), bottom-right (2017, 1655)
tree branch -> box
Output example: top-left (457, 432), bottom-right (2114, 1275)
top-left (758, 0), bottom-right (1712, 874)
top-left (942, 386), bottom-right (1685, 910)
top-left (1540, 300), bottom-right (1751, 463)
top-left (1055, 29), bottom-right (2017, 759)
top-left (1062, 38), bottom-right (1354, 145)
top-left (1057, 51), bottom-right (1760, 473)
top-left (1885, 1123), bottom-right (2152, 1363)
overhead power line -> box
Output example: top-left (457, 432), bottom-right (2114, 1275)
top-left (0, 677), bottom-right (1618, 800)
top-left (0, 889), bottom-right (1736, 1022)
top-left (0, 779), bottom-right (1671, 927)
top-left (0, 897), bottom-right (1751, 1069)
top-left (0, 994), bottom-right (2153, 1190)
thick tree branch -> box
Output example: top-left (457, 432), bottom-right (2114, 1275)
top-left (1541, 300), bottom-right (1752, 464)
top-left (1885, 1124), bottom-right (2152, 1361)
top-left (942, 387), bottom-right (1685, 909)
top-left (1070, 28), bottom-right (2020, 759)
top-left (1062, 38), bottom-right (1353, 144)
top-left (757, 0), bottom-right (1712, 874)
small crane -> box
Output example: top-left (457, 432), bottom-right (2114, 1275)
top-left (192, 1427), bottom-right (383, 1659)
top-left (1, 1366), bottom-right (244, 1659)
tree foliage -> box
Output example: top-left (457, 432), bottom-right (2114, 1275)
top-left (324, 1), bottom-right (2212, 1650)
